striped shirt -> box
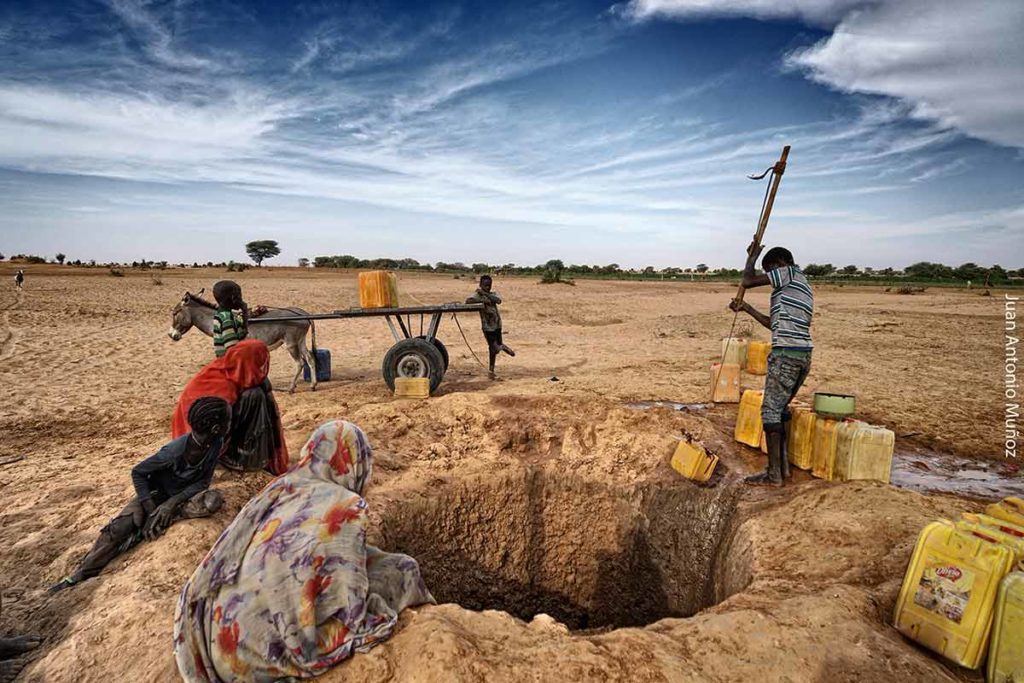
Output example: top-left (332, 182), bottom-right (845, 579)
top-left (767, 265), bottom-right (814, 350)
top-left (212, 309), bottom-right (247, 357)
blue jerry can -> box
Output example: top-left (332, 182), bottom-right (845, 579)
top-left (303, 348), bottom-right (332, 382)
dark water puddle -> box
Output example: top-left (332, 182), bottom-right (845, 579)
top-left (626, 401), bottom-right (711, 412)
top-left (890, 450), bottom-right (1022, 501)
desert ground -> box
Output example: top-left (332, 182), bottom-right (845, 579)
top-left (0, 265), bottom-right (1019, 682)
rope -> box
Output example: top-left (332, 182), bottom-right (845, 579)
top-left (714, 168), bottom-right (776, 393)
top-left (452, 313), bottom-right (489, 370)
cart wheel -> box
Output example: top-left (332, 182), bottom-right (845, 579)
top-left (416, 336), bottom-right (449, 372)
top-left (382, 338), bottom-right (445, 393)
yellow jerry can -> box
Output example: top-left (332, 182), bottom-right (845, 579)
top-left (956, 519), bottom-right (1024, 563)
top-left (832, 423), bottom-right (894, 483)
top-left (988, 498), bottom-right (1024, 529)
top-left (734, 390), bottom-right (764, 448)
top-left (393, 377), bottom-right (430, 399)
top-left (670, 439), bottom-right (719, 483)
top-left (787, 404), bottom-right (817, 470)
top-left (960, 513), bottom-right (1024, 540)
top-left (710, 363), bottom-right (741, 403)
top-left (988, 571), bottom-right (1024, 683)
top-left (358, 270), bottom-right (400, 308)
top-left (894, 520), bottom-right (1015, 669)
top-left (746, 340), bottom-right (770, 375)
top-left (721, 337), bottom-right (748, 366)
top-left (811, 418), bottom-right (841, 480)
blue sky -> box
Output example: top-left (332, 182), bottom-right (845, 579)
top-left (0, 0), bottom-right (1021, 269)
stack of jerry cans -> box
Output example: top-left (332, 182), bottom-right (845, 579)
top-left (894, 520), bottom-right (1015, 669)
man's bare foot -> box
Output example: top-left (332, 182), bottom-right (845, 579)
top-left (0, 657), bottom-right (29, 683)
top-left (0, 636), bottom-right (41, 659)
top-left (488, 370), bottom-right (496, 380)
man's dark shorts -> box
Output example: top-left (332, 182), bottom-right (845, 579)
top-left (484, 329), bottom-right (503, 350)
top-left (761, 351), bottom-right (812, 426)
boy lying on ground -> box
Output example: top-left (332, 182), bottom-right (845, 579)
top-left (49, 397), bottom-right (231, 593)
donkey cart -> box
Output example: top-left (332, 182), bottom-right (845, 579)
top-left (250, 302), bottom-right (484, 393)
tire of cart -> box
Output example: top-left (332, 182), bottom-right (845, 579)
top-left (382, 338), bottom-right (445, 393)
top-left (416, 335), bottom-right (449, 371)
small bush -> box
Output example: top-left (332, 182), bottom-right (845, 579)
top-left (150, 274), bottom-right (163, 286)
top-left (109, 268), bottom-right (125, 277)
top-left (227, 261), bottom-right (248, 272)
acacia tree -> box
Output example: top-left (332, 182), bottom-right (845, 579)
top-left (246, 240), bottom-right (281, 267)
top-left (56, 253), bottom-right (66, 265)
top-left (298, 257), bottom-right (310, 268)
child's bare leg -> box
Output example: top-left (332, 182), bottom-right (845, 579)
top-left (488, 344), bottom-right (498, 379)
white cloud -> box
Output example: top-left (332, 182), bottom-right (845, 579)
top-left (786, 0), bottom-right (1024, 148)
top-left (613, 0), bottom-right (874, 26)
top-left (618, 0), bottom-right (1024, 149)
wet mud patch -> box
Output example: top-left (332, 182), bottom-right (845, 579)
top-left (378, 468), bottom-right (743, 630)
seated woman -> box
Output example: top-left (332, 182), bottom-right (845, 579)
top-left (172, 339), bottom-right (288, 475)
top-left (50, 397), bottom-right (231, 593)
top-left (174, 420), bottom-right (434, 682)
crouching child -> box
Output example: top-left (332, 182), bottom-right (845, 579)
top-left (49, 397), bottom-right (231, 592)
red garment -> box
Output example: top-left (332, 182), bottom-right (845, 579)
top-left (171, 340), bottom-right (289, 475)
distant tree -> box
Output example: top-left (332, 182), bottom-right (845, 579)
top-left (842, 264), bottom-right (858, 274)
top-left (642, 266), bottom-right (656, 276)
top-left (879, 267), bottom-right (894, 276)
top-left (543, 259), bottom-right (565, 282)
top-left (55, 253), bottom-right (66, 265)
top-left (953, 262), bottom-right (984, 281)
top-left (298, 257), bottom-right (310, 268)
top-left (89, 259), bottom-right (96, 267)
top-left (471, 263), bottom-right (490, 274)
top-left (0, 253), bottom-right (5, 260)
top-left (246, 240), bottom-right (281, 266)
top-left (905, 262), bottom-right (953, 279)
top-left (804, 263), bottom-right (834, 277)
top-left (988, 265), bottom-right (1008, 282)
top-left (695, 263), bottom-right (709, 273)
top-left (25, 255), bottom-right (46, 264)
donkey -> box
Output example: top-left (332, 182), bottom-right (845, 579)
top-left (169, 290), bottom-right (319, 392)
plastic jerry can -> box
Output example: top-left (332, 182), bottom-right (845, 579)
top-left (358, 271), bottom-right (399, 308)
top-left (988, 498), bottom-right (1024, 529)
top-left (960, 513), bottom-right (1024, 540)
top-left (956, 519), bottom-right (1024, 564)
top-left (721, 337), bottom-right (748, 366)
top-left (746, 340), bottom-right (770, 375)
top-left (811, 418), bottom-right (841, 480)
top-left (988, 571), bottom-right (1024, 683)
top-left (302, 348), bottom-right (332, 383)
top-left (394, 377), bottom-right (430, 399)
top-left (787, 405), bottom-right (817, 470)
top-left (734, 390), bottom-right (765, 448)
top-left (670, 439), bottom-right (719, 483)
top-left (894, 520), bottom-right (1015, 669)
top-left (710, 363), bottom-right (741, 403)
top-left (832, 423), bottom-right (894, 483)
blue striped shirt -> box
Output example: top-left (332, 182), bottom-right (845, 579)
top-left (767, 265), bottom-right (814, 350)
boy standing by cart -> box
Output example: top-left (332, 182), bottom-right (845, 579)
top-left (467, 275), bottom-right (514, 379)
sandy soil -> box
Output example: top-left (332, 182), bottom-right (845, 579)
top-left (0, 266), bottom-right (1017, 682)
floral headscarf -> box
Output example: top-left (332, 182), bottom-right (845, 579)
top-left (174, 421), bottom-right (433, 682)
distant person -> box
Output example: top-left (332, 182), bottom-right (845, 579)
top-left (49, 398), bottom-right (231, 593)
top-left (174, 420), bottom-right (434, 682)
top-left (13, 270), bottom-right (24, 291)
top-left (730, 243), bottom-right (814, 486)
top-left (172, 339), bottom-right (289, 474)
top-left (466, 275), bottom-right (514, 379)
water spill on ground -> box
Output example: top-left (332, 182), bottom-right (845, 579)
top-left (890, 449), bottom-right (1021, 501)
top-left (625, 401), bottom-right (711, 412)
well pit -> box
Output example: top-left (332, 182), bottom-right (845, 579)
top-left (377, 468), bottom-right (744, 630)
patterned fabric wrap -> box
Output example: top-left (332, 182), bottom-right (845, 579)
top-left (761, 352), bottom-right (812, 425)
top-left (174, 420), bottom-right (434, 682)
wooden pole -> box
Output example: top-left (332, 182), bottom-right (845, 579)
top-left (732, 145), bottom-right (790, 307)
